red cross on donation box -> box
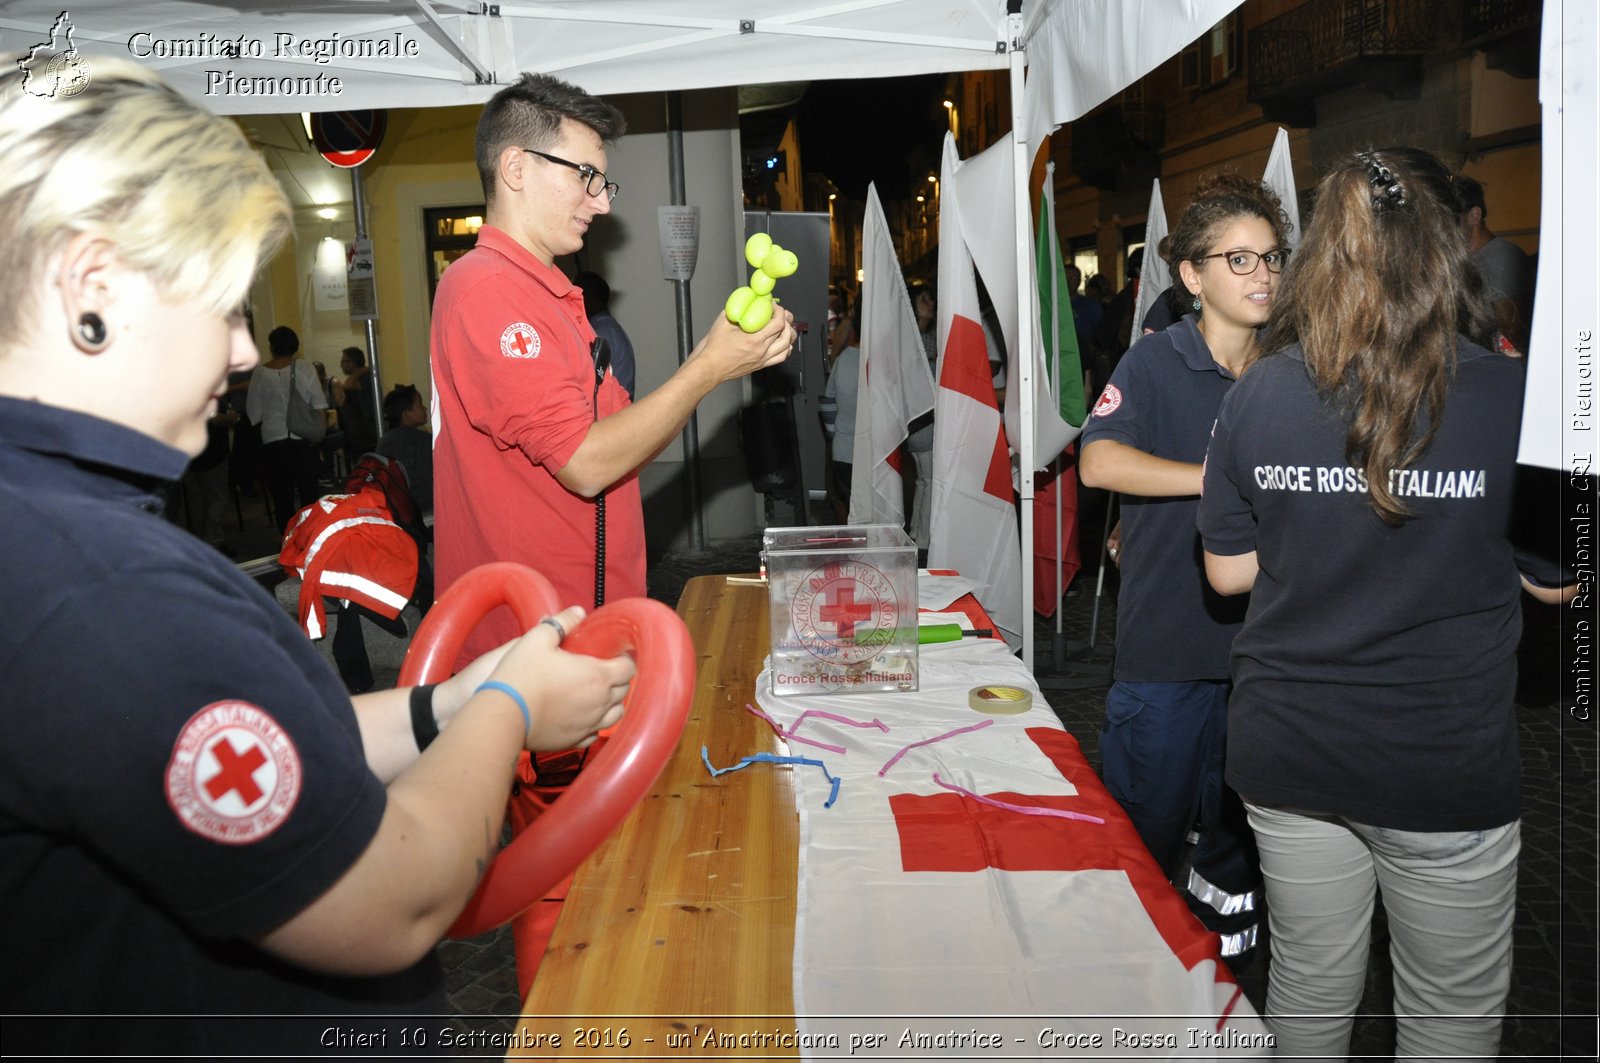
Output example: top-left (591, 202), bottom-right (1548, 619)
top-left (817, 583), bottom-right (875, 639)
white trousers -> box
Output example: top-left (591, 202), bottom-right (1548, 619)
top-left (1245, 801), bottom-right (1520, 1063)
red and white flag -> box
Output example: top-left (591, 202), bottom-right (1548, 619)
top-left (944, 132), bottom-right (1077, 470)
top-left (752, 643), bottom-right (1268, 1055)
top-left (930, 134), bottom-right (1022, 649)
top-left (849, 184), bottom-right (936, 526)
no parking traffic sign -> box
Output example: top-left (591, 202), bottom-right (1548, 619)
top-left (309, 110), bottom-right (387, 168)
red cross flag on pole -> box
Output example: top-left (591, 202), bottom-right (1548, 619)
top-left (929, 135), bottom-right (1022, 649)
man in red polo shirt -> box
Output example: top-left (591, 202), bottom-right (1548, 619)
top-left (432, 73), bottom-right (795, 661)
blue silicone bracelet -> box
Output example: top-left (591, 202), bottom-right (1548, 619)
top-left (475, 680), bottom-right (531, 741)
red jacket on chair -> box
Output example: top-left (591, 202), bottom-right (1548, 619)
top-left (279, 487), bottom-right (418, 639)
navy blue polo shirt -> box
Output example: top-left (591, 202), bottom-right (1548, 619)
top-left (1198, 343), bottom-right (1562, 831)
top-left (0, 398), bottom-right (441, 1053)
top-left (1080, 316), bottom-right (1247, 681)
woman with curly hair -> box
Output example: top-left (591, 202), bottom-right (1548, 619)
top-left (1080, 172), bottom-right (1292, 961)
top-left (1198, 146), bottom-right (1574, 1057)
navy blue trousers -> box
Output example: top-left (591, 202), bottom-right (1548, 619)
top-left (1099, 679), bottom-right (1258, 895)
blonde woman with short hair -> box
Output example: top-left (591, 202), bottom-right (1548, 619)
top-left (0, 58), bottom-right (633, 1054)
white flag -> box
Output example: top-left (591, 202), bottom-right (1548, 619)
top-left (849, 185), bottom-right (936, 526)
top-left (1262, 127), bottom-right (1301, 248)
top-left (1130, 178), bottom-right (1172, 345)
top-left (1521, 0), bottom-right (1597, 470)
top-left (930, 135), bottom-right (1023, 649)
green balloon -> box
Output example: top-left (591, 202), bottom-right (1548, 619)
top-left (738, 294), bottom-right (774, 332)
top-left (724, 286), bottom-right (756, 322)
top-left (760, 247), bottom-right (799, 279)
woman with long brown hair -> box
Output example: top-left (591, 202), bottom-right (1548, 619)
top-left (1199, 146), bottom-right (1573, 1057)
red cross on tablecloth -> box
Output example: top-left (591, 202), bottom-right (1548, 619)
top-left (888, 726), bottom-right (1231, 976)
top-left (818, 584), bottom-right (873, 638)
top-left (204, 736), bottom-right (267, 805)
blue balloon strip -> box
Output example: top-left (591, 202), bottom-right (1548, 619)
top-left (701, 745), bottom-right (842, 808)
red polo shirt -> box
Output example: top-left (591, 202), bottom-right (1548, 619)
top-left (431, 225), bottom-right (644, 662)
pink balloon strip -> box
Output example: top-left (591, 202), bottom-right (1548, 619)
top-left (931, 772), bottom-right (1105, 824)
top-left (877, 719), bottom-right (994, 777)
top-left (788, 709), bottom-right (889, 734)
top-left (744, 703), bottom-right (846, 755)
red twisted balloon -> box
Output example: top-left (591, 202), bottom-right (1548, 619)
top-left (398, 562), bottom-right (695, 936)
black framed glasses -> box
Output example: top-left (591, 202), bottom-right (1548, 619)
top-left (522, 148), bottom-right (620, 201)
top-left (1196, 248), bottom-right (1290, 275)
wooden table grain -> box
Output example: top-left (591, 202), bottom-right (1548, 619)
top-left (513, 575), bottom-right (801, 1057)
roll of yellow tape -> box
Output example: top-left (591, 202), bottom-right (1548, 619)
top-left (967, 684), bottom-right (1033, 715)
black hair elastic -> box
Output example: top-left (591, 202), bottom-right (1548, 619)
top-left (1357, 151), bottom-right (1406, 211)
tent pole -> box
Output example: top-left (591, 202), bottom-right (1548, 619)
top-left (1045, 161), bottom-right (1065, 659)
top-left (666, 90), bottom-right (706, 552)
top-left (350, 165), bottom-right (383, 422)
top-left (1007, 8), bottom-right (1035, 670)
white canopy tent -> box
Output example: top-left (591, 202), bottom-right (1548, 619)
top-left (0, 0), bottom-right (1218, 113)
top-left (3, 0), bottom-right (1587, 662)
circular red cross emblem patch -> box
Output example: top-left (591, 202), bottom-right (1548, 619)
top-left (499, 322), bottom-right (541, 359)
top-left (165, 701), bottom-right (302, 845)
top-left (1091, 383), bottom-right (1123, 418)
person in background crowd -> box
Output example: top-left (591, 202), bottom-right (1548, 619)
top-left (1452, 173), bottom-right (1535, 355)
top-left (826, 284), bottom-right (856, 367)
top-left (1080, 171), bottom-right (1292, 966)
top-left (572, 270), bottom-right (637, 400)
top-left (904, 282), bottom-right (938, 550)
top-left (1091, 246), bottom-right (1144, 384)
top-left (1064, 263), bottom-right (1103, 359)
top-left (819, 306), bottom-right (861, 518)
top-left (245, 324), bottom-right (325, 531)
top-left (0, 57), bottom-right (634, 1056)
top-left (1199, 145), bottom-right (1574, 1060)
top-left (376, 383), bottom-right (434, 517)
top-left (331, 345), bottom-right (379, 461)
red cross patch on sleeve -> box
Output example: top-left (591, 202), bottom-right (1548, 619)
top-left (1091, 384), bottom-right (1123, 418)
top-left (165, 701), bottom-right (302, 845)
top-left (499, 322), bottom-right (542, 359)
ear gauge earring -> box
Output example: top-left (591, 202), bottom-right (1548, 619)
top-left (76, 312), bottom-right (108, 351)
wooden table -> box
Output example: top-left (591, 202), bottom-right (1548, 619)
top-left (512, 574), bottom-right (1258, 1058)
top-left (514, 575), bottom-right (799, 1057)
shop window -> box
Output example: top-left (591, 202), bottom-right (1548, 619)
top-left (424, 206), bottom-right (485, 303)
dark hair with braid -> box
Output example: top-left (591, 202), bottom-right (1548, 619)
top-left (1260, 146), bottom-right (1494, 525)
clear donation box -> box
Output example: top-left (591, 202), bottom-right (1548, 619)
top-left (763, 524), bottom-right (918, 697)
